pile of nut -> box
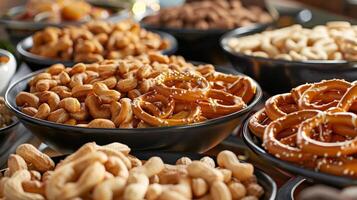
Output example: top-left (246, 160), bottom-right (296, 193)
top-left (15, 53), bottom-right (256, 128)
top-left (0, 97), bottom-right (13, 128)
top-left (0, 142), bottom-right (264, 200)
top-left (14, 0), bottom-right (110, 22)
top-left (142, 0), bottom-right (272, 30)
top-left (227, 21), bottom-right (357, 61)
top-left (30, 20), bottom-right (170, 62)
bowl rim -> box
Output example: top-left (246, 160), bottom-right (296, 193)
top-left (0, 117), bottom-right (19, 134)
top-left (140, 20), bottom-right (274, 35)
top-left (220, 26), bottom-right (357, 69)
top-left (0, 3), bottom-right (130, 29)
top-left (5, 66), bottom-right (262, 133)
top-left (241, 114), bottom-right (357, 186)
top-left (16, 30), bottom-right (178, 66)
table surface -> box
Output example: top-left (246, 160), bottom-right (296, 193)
top-left (2, 1), bottom-right (356, 199)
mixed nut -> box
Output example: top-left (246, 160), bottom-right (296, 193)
top-left (15, 53), bottom-right (256, 128)
top-left (30, 20), bottom-right (170, 62)
top-left (142, 0), bottom-right (272, 30)
top-left (0, 97), bottom-right (13, 128)
top-left (227, 21), bottom-right (357, 61)
top-left (0, 142), bottom-right (264, 200)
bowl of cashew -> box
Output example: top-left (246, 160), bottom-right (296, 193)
top-left (17, 30), bottom-right (178, 71)
top-left (0, 142), bottom-right (277, 200)
top-left (221, 21), bottom-right (357, 94)
top-left (4, 62), bottom-right (262, 153)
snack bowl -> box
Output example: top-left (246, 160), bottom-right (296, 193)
top-left (220, 27), bottom-right (357, 94)
top-left (0, 1), bottom-right (130, 44)
top-left (0, 49), bottom-right (16, 95)
top-left (140, 0), bottom-right (276, 62)
top-left (242, 115), bottom-right (357, 187)
top-left (5, 66), bottom-right (262, 153)
top-left (17, 30), bottom-right (178, 71)
top-left (0, 149), bottom-right (277, 200)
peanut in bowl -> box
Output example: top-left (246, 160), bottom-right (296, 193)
top-left (5, 55), bottom-right (262, 153)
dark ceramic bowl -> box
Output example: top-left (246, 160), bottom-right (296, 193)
top-left (276, 176), bottom-right (306, 200)
top-left (140, 0), bottom-right (277, 63)
top-left (0, 118), bottom-right (28, 166)
top-left (5, 66), bottom-right (262, 154)
top-left (0, 1), bottom-right (130, 44)
top-left (17, 31), bottom-right (178, 70)
top-left (221, 28), bottom-right (357, 94)
top-left (242, 115), bottom-right (357, 187)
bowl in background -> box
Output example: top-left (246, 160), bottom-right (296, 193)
top-left (140, 0), bottom-right (277, 63)
top-left (0, 1), bottom-right (130, 44)
top-left (0, 49), bottom-right (16, 95)
top-left (220, 28), bottom-right (357, 94)
top-left (17, 30), bottom-right (178, 70)
top-left (5, 65), bottom-right (262, 153)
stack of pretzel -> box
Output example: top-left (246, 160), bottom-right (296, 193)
top-left (0, 142), bottom-right (264, 200)
top-left (16, 53), bottom-right (257, 128)
top-left (249, 79), bottom-right (357, 177)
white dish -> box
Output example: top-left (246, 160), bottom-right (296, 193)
top-left (0, 49), bottom-right (16, 95)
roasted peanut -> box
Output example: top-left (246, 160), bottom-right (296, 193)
top-left (93, 82), bottom-right (121, 104)
top-left (187, 161), bottom-right (223, 184)
top-left (16, 92), bottom-right (39, 108)
top-left (7, 154), bottom-right (28, 176)
top-left (131, 157), bottom-right (165, 178)
top-left (16, 144), bottom-right (55, 172)
top-left (39, 91), bottom-right (60, 111)
top-left (48, 108), bottom-right (70, 123)
top-left (34, 103), bottom-right (51, 119)
top-left (93, 177), bottom-right (126, 200)
top-left (58, 97), bottom-right (81, 113)
top-left (123, 173), bottom-right (149, 200)
top-left (211, 181), bottom-right (232, 200)
top-left (217, 151), bottom-right (253, 181)
top-left (4, 170), bottom-right (45, 200)
top-left (88, 119), bottom-right (115, 128)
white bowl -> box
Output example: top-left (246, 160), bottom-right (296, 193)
top-left (0, 49), bottom-right (16, 95)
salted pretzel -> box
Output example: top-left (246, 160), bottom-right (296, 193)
top-left (249, 79), bottom-right (357, 177)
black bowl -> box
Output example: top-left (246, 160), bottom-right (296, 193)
top-left (140, 0), bottom-right (276, 63)
top-left (5, 66), bottom-right (262, 154)
top-left (220, 29), bottom-right (357, 94)
top-left (0, 118), bottom-right (30, 167)
top-left (0, 1), bottom-right (130, 44)
top-left (17, 30), bottom-right (178, 71)
top-left (242, 115), bottom-right (357, 187)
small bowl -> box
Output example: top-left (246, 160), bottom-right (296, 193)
top-left (0, 2), bottom-right (130, 44)
top-left (5, 66), bottom-right (262, 154)
top-left (0, 117), bottom-right (26, 166)
top-left (220, 28), bottom-right (357, 94)
top-left (17, 31), bottom-right (178, 70)
top-left (0, 49), bottom-right (16, 95)
top-left (242, 115), bottom-right (357, 187)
